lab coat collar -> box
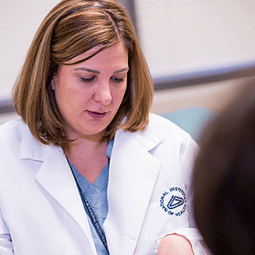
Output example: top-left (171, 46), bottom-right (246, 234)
top-left (104, 124), bottom-right (163, 254)
top-left (19, 127), bottom-right (96, 254)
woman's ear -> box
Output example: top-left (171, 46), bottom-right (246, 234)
top-left (51, 79), bottom-right (55, 90)
top-left (51, 75), bottom-right (58, 90)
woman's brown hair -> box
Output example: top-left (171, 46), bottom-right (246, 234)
top-left (13, 0), bottom-right (154, 146)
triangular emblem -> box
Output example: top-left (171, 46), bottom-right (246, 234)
top-left (167, 195), bottom-right (184, 209)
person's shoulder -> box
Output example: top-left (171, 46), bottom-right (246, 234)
top-left (0, 118), bottom-right (26, 143)
top-left (0, 118), bottom-right (25, 132)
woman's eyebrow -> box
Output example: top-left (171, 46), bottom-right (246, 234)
top-left (113, 67), bottom-right (129, 74)
top-left (74, 67), bottom-right (129, 74)
top-left (74, 67), bottom-right (100, 74)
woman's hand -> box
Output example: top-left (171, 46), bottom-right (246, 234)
top-left (157, 234), bottom-right (194, 255)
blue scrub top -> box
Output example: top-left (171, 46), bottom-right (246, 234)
top-left (69, 140), bottom-right (114, 255)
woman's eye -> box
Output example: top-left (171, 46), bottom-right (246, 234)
top-left (80, 77), bottom-right (95, 82)
top-left (111, 77), bottom-right (124, 83)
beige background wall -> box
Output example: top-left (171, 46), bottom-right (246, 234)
top-left (135, 0), bottom-right (255, 79)
top-left (151, 78), bottom-right (247, 115)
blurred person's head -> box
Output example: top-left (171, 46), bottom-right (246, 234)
top-left (13, 0), bottom-right (153, 147)
top-left (192, 79), bottom-right (255, 255)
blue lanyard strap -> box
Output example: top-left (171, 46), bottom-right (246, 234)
top-left (67, 158), bottom-right (111, 254)
top-left (79, 188), bottom-right (110, 254)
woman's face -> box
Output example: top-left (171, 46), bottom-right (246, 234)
top-left (53, 42), bottom-right (129, 141)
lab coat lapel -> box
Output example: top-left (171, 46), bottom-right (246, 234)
top-left (104, 127), bottom-right (163, 254)
top-left (20, 129), bottom-right (96, 254)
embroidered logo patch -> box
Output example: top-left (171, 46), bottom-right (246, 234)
top-left (160, 187), bottom-right (187, 216)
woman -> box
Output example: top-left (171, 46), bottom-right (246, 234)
top-left (192, 81), bottom-right (255, 255)
top-left (0, 0), bottom-right (206, 254)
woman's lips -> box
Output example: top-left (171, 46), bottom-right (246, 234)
top-left (87, 110), bottom-right (107, 119)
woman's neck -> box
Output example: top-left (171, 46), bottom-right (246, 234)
top-left (64, 137), bottom-right (109, 184)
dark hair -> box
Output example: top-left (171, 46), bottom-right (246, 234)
top-left (192, 79), bottom-right (255, 255)
top-left (13, 0), bottom-right (154, 146)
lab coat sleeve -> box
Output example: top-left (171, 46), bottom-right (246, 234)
top-left (0, 207), bottom-right (14, 254)
top-left (174, 135), bottom-right (208, 255)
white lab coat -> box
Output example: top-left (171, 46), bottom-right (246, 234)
top-left (0, 113), bottom-right (207, 255)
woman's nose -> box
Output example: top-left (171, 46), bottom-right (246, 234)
top-left (93, 81), bottom-right (112, 105)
